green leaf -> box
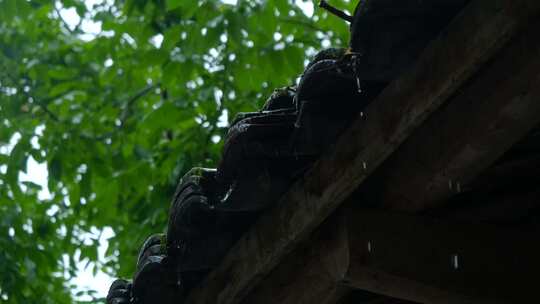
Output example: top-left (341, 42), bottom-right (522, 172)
top-left (166, 0), bottom-right (183, 11)
top-left (162, 25), bottom-right (182, 51)
top-left (0, 0), bottom-right (17, 22)
top-left (49, 157), bottom-right (62, 183)
top-left (47, 67), bottom-right (78, 80)
top-left (9, 139), bottom-right (28, 173)
top-left (49, 82), bottom-right (74, 97)
top-left (163, 61), bottom-right (194, 89)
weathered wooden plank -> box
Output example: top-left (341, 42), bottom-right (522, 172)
top-left (240, 214), bottom-right (350, 304)
top-left (434, 188), bottom-right (540, 224)
top-left (241, 212), bottom-right (419, 304)
top-left (465, 154), bottom-right (540, 195)
top-left (509, 127), bottom-right (540, 154)
top-left (243, 188), bottom-right (540, 304)
top-left (433, 156), bottom-right (540, 223)
top-left (245, 205), bottom-right (540, 304)
top-left (186, 1), bottom-right (540, 303)
top-left (373, 19), bottom-right (540, 211)
top-left (343, 209), bottom-right (540, 303)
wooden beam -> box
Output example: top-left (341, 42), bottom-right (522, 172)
top-left (337, 291), bottom-right (419, 304)
top-left (465, 155), bottom-right (540, 195)
top-left (342, 209), bottom-right (540, 304)
top-left (241, 213), bottom-right (435, 304)
top-left (242, 188), bottom-right (540, 304)
top-left (372, 18), bottom-right (540, 212)
top-left (240, 214), bottom-right (351, 304)
top-left (434, 189), bottom-right (540, 223)
top-left (509, 127), bottom-right (540, 154)
top-left (245, 206), bottom-right (540, 304)
top-left (186, 1), bottom-right (540, 303)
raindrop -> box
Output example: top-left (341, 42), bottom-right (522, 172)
top-left (451, 254), bottom-right (460, 269)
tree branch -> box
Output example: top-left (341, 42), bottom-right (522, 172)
top-left (119, 83), bottom-right (160, 125)
top-left (54, 6), bottom-right (75, 34)
top-left (277, 17), bottom-right (322, 32)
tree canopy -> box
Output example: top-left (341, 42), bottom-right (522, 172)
top-left (0, 0), bottom-right (354, 302)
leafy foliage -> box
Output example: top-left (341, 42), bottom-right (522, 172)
top-left (0, 0), bottom-right (354, 302)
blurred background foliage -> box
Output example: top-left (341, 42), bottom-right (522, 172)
top-left (0, 0), bottom-right (355, 302)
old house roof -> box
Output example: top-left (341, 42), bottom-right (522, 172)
top-left (185, 0), bottom-right (540, 303)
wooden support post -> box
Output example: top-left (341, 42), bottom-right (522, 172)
top-left (186, 1), bottom-right (540, 303)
